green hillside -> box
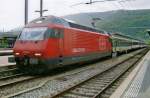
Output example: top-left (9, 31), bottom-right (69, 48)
top-left (96, 10), bottom-right (150, 41)
top-left (64, 9), bottom-right (150, 42)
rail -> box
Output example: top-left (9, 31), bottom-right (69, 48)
top-left (4, 48), bottom-right (147, 98)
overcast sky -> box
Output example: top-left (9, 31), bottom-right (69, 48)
top-left (0, 0), bottom-right (150, 31)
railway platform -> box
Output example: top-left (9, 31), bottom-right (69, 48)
top-left (110, 50), bottom-right (150, 98)
top-left (0, 50), bottom-right (12, 52)
top-left (0, 49), bottom-right (13, 56)
top-left (0, 55), bottom-right (15, 66)
top-left (0, 49), bottom-right (14, 66)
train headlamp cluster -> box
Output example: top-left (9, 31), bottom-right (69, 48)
top-left (34, 53), bottom-right (42, 56)
top-left (15, 52), bottom-right (42, 57)
top-left (15, 52), bottom-right (20, 55)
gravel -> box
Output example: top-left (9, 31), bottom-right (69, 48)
top-left (0, 49), bottom-right (144, 98)
top-left (11, 49), bottom-right (144, 98)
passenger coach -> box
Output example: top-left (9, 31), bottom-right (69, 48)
top-left (111, 33), bottom-right (145, 56)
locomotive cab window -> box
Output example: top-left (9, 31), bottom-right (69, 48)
top-left (19, 27), bottom-right (47, 40)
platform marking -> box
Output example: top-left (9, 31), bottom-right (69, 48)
top-left (121, 53), bottom-right (150, 98)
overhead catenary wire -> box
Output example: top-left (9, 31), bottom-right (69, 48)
top-left (71, 0), bottom-right (136, 10)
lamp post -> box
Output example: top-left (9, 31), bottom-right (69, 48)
top-left (25, 0), bottom-right (28, 25)
top-left (35, 0), bottom-right (48, 17)
top-left (40, 0), bottom-right (43, 17)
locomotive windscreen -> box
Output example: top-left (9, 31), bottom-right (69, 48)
top-left (19, 27), bottom-right (47, 41)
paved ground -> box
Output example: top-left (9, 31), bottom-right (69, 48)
top-left (110, 50), bottom-right (150, 98)
top-left (0, 49), bottom-right (14, 66)
top-left (0, 50), bottom-right (13, 53)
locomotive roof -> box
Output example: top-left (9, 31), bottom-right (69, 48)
top-left (111, 32), bottom-right (142, 42)
top-left (30, 15), bottom-right (69, 26)
top-left (29, 15), bottom-right (107, 35)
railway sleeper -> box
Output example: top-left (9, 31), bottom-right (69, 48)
top-left (83, 84), bottom-right (105, 88)
top-left (90, 78), bottom-right (112, 83)
top-left (72, 87), bottom-right (99, 93)
top-left (80, 86), bottom-right (102, 91)
top-left (91, 77), bottom-right (112, 83)
top-left (69, 91), bottom-right (96, 97)
top-left (62, 93), bottom-right (90, 98)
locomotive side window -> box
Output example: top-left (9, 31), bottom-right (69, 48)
top-left (47, 29), bottom-right (63, 38)
top-left (54, 29), bottom-right (64, 38)
top-left (68, 22), bottom-right (105, 34)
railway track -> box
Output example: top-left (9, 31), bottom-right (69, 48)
top-left (0, 72), bottom-right (40, 98)
top-left (0, 75), bottom-right (37, 88)
top-left (0, 65), bottom-right (38, 90)
top-left (1, 48), bottom-right (147, 98)
top-left (0, 64), bottom-right (39, 89)
top-left (0, 67), bottom-right (22, 80)
top-left (53, 50), bottom-right (147, 98)
top-left (0, 65), bottom-right (25, 80)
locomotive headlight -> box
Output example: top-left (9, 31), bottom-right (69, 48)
top-left (34, 53), bottom-right (42, 56)
top-left (15, 52), bottom-right (20, 55)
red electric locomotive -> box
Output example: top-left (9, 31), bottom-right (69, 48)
top-left (13, 16), bottom-right (112, 72)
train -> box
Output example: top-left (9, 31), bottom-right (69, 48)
top-left (10, 15), bottom-right (145, 73)
top-left (110, 33), bottom-right (145, 56)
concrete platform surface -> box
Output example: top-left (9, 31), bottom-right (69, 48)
top-left (110, 50), bottom-right (150, 98)
top-left (0, 50), bottom-right (13, 53)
